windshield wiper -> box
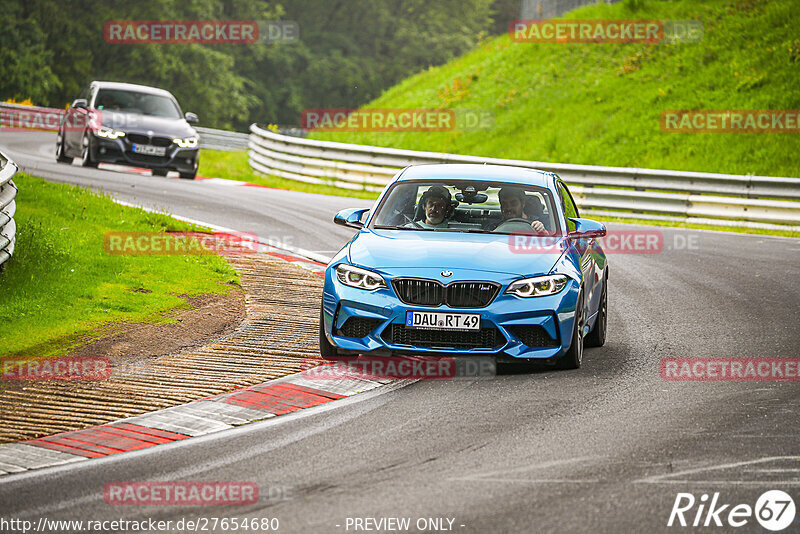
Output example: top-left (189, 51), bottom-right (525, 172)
top-left (373, 225), bottom-right (421, 231)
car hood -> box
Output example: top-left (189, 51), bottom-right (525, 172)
top-left (347, 229), bottom-right (566, 277)
top-left (101, 111), bottom-right (196, 138)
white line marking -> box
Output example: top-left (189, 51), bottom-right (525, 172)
top-left (635, 456), bottom-right (800, 484)
top-left (112, 199), bottom-right (333, 264)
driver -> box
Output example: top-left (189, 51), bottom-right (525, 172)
top-left (489, 188), bottom-right (547, 232)
top-left (406, 185), bottom-right (453, 229)
top-left (142, 97), bottom-right (159, 116)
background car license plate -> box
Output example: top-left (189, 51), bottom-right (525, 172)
top-left (406, 311), bottom-right (480, 331)
top-left (132, 144), bottom-right (166, 156)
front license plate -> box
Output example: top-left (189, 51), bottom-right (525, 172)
top-left (132, 144), bottom-right (166, 156)
top-left (406, 311), bottom-right (480, 331)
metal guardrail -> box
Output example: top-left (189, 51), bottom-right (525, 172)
top-left (248, 124), bottom-right (800, 231)
top-left (0, 150), bottom-right (19, 271)
top-left (195, 126), bottom-right (248, 151)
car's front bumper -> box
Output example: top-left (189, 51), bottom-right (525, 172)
top-left (322, 265), bottom-right (581, 360)
top-left (90, 135), bottom-right (198, 172)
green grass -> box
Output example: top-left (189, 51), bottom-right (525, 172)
top-left (0, 174), bottom-right (240, 358)
top-left (199, 149), bottom-right (380, 200)
top-left (309, 0), bottom-right (800, 178)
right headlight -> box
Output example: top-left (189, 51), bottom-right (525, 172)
top-left (335, 264), bottom-right (387, 291)
top-left (95, 126), bottom-right (126, 139)
top-left (505, 275), bottom-right (568, 298)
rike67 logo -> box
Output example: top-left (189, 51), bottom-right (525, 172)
top-left (668, 490), bottom-right (795, 531)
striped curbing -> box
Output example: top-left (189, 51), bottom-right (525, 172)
top-left (0, 364), bottom-right (391, 476)
top-left (0, 175), bottom-right (367, 476)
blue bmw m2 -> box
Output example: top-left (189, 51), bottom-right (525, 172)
top-left (320, 164), bottom-right (608, 369)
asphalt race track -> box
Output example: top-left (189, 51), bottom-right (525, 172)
top-left (1, 130), bottom-right (799, 533)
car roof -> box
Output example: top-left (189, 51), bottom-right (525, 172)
top-left (395, 164), bottom-right (555, 188)
top-left (91, 81), bottom-right (174, 97)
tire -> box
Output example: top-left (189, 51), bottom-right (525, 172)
top-left (585, 275), bottom-right (607, 348)
top-left (151, 168), bottom-right (168, 177)
top-left (80, 133), bottom-right (97, 167)
top-left (55, 130), bottom-right (71, 163)
top-left (556, 290), bottom-right (585, 370)
top-left (179, 170), bottom-right (197, 180)
top-left (319, 307), bottom-right (340, 360)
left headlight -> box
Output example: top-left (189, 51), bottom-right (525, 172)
top-left (506, 274), bottom-right (568, 298)
top-left (95, 126), bottom-right (126, 139)
top-left (173, 136), bottom-right (198, 148)
top-left (335, 264), bottom-right (387, 290)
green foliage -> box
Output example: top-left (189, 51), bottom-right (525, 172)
top-left (0, 174), bottom-right (240, 357)
top-left (311, 0), bottom-right (800, 178)
top-left (0, 0), bottom-right (498, 129)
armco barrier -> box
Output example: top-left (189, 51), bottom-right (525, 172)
top-left (248, 123), bottom-right (800, 231)
top-left (0, 150), bottom-right (19, 271)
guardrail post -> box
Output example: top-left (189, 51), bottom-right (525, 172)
top-left (0, 149), bottom-right (19, 273)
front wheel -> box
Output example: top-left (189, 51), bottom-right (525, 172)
top-left (179, 170), bottom-right (197, 180)
top-left (151, 168), bottom-right (168, 177)
top-left (319, 308), bottom-right (339, 360)
top-left (80, 134), bottom-right (97, 167)
top-left (585, 276), bottom-right (607, 348)
top-left (556, 290), bottom-right (584, 370)
top-left (55, 130), bottom-right (71, 163)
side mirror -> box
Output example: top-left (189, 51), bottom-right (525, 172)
top-left (334, 208), bottom-right (370, 229)
top-left (568, 218), bottom-right (607, 238)
top-left (72, 99), bottom-right (88, 109)
top-left (185, 112), bottom-right (199, 124)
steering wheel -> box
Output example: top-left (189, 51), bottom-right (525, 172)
top-left (401, 212), bottom-right (423, 228)
top-left (494, 218), bottom-right (535, 232)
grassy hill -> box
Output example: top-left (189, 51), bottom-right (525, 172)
top-left (311, 0), bottom-right (800, 178)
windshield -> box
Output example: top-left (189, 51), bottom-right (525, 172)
top-left (369, 180), bottom-right (561, 235)
top-left (93, 89), bottom-right (182, 119)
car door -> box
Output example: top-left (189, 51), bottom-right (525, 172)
top-left (63, 85), bottom-right (91, 153)
top-left (557, 181), bottom-right (597, 319)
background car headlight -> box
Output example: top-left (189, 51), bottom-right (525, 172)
top-left (95, 126), bottom-right (125, 139)
top-left (173, 136), bottom-right (198, 148)
top-left (335, 264), bottom-right (386, 290)
top-left (506, 275), bottom-right (568, 297)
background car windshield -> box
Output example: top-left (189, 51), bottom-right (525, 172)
top-left (370, 181), bottom-right (560, 234)
top-left (94, 90), bottom-right (181, 119)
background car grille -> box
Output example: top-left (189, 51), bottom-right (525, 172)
top-left (336, 317), bottom-right (382, 338)
top-left (127, 134), bottom-right (173, 147)
top-left (383, 324), bottom-right (503, 349)
top-left (392, 278), bottom-right (499, 308)
top-left (507, 325), bottom-right (559, 347)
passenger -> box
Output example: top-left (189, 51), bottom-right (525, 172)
top-left (407, 185), bottom-right (453, 229)
top-left (488, 188), bottom-right (547, 232)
